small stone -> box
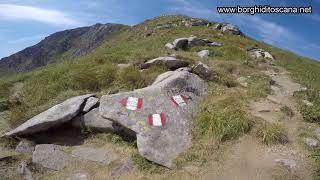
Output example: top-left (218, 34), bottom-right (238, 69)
top-left (197, 50), bottom-right (210, 59)
top-left (304, 137), bottom-right (319, 148)
top-left (17, 161), bottom-right (33, 180)
top-left (117, 64), bottom-right (131, 69)
top-left (275, 159), bottom-right (297, 169)
top-left (32, 144), bottom-right (68, 170)
top-left (111, 160), bottom-right (134, 177)
top-left (71, 147), bottom-right (118, 164)
top-left (165, 43), bottom-right (175, 49)
top-left (15, 141), bottom-right (35, 153)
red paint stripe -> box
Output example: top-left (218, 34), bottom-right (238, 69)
top-left (137, 98), bottom-right (143, 109)
top-left (120, 98), bottom-right (128, 107)
top-left (170, 96), bottom-right (179, 107)
top-left (160, 113), bottom-right (166, 126)
top-left (182, 95), bottom-right (189, 103)
top-left (148, 114), bottom-right (153, 126)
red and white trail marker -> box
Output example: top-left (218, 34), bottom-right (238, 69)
top-left (148, 113), bottom-right (166, 127)
top-left (120, 97), bottom-right (143, 110)
top-left (171, 95), bottom-right (189, 107)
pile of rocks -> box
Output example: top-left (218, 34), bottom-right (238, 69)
top-left (165, 36), bottom-right (222, 50)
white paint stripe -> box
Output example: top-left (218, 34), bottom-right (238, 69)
top-left (152, 114), bottom-right (162, 126)
top-left (126, 97), bottom-right (139, 110)
top-left (173, 95), bottom-right (186, 106)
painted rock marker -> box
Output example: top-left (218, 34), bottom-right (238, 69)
top-left (120, 97), bottom-right (143, 111)
top-left (100, 70), bottom-right (208, 168)
top-left (171, 95), bottom-right (188, 107)
top-left (148, 113), bottom-right (166, 127)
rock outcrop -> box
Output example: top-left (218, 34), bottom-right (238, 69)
top-left (99, 69), bottom-right (208, 168)
top-left (248, 48), bottom-right (275, 60)
top-left (3, 94), bottom-right (95, 137)
top-left (214, 23), bottom-right (242, 35)
top-left (165, 36), bottom-right (222, 50)
top-left (139, 56), bottom-right (190, 70)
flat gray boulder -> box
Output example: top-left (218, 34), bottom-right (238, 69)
top-left (71, 147), bottom-right (119, 164)
top-left (72, 108), bottom-right (122, 132)
top-left (166, 36), bottom-right (222, 50)
top-left (99, 69), bottom-right (208, 168)
top-left (139, 56), bottom-right (190, 70)
top-left (3, 94), bottom-right (95, 137)
top-left (32, 144), bottom-right (68, 170)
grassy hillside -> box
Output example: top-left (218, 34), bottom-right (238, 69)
top-left (1, 15), bottom-right (320, 179)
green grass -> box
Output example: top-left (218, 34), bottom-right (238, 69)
top-left (256, 123), bottom-right (288, 145)
top-left (194, 90), bottom-right (253, 142)
top-left (247, 74), bottom-right (272, 99)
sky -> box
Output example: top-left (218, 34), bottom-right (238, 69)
top-left (0, 0), bottom-right (319, 61)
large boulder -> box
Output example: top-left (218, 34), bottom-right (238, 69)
top-left (215, 23), bottom-right (242, 35)
top-left (166, 36), bottom-right (222, 50)
top-left (3, 94), bottom-right (95, 137)
top-left (172, 38), bottom-right (189, 49)
top-left (248, 48), bottom-right (275, 60)
top-left (32, 144), bottom-right (68, 170)
top-left (72, 108), bottom-right (122, 132)
top-left (139, 56), bottom-right (190, 70)
top-left (221, 23), bottom-right (242, 35)
top-left (99, 69), bottom-right (208, 168)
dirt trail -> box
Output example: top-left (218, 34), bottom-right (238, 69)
top-left (204, 65), bottom-right (313, 180)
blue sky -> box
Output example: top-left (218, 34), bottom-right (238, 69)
top-left (0, 0), bottom-right (319, 60)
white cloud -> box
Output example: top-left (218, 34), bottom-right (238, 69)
top-left (241, 16), bottom-right (297, 45)
top-left (0, 4), bottom-right (83, 26)
top-left (169, 0), bottom-right (221, 20)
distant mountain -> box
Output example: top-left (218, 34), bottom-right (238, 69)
top-left (0, 23), bottom-right (128, 72)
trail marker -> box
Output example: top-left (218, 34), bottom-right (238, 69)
top-left (120, 97), bottom-right (143, 110)
top-left (171, 95), bottom-right (189, 107)
top-left (148, 113), bottom-right (166, 127)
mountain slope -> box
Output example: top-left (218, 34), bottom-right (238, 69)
top-left (0, 23), bottom-right (128, 72)
top-left (1, 15), bottom-right (320, 179)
